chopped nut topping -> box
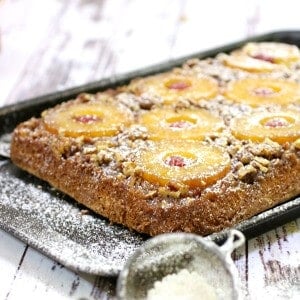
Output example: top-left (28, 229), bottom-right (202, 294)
top-left (293, 138), bottom-right (300, 150)
top-left (237, 164), bottom-right (257, 183)
top-left (97, 150), bottom-right (114, 164)
top-left (145, 190), bottom-right (158, 199)
top-left (82, 145), bottom-right (97, 154)
top-left (239, 152), bottom-right (254, 164)
top-left (114, 152), bottom-right (124, 163)
top-left (227, 145), bottom-right (241, 157)
top-left (167, 181), bottom-right (189, 194)
top-left (78, 93), bottom-right (94, 102)
top-left (122, 161), bottom-right (137, 177)
top-left (251, 160), bottom-right (268, 173)
top-left (249, 139), bottom-right (282, 159)
top-left (158, 187), bottom-right (181, 198)
top-left (160, 199), bottom-right (169, 209)
top-left (254, 156), bottom-right (270, 167)
top-left (116, 173), bottom-right (126, 180)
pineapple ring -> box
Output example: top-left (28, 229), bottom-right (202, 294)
top-left (242, 42), bottom-right (300, 64)
top-left (139, 108), bottom-right (224, 141)
top-left (43, 102), bottom-right (133, 137)
top-left (222, 53), bottom-right (278, 72)
top-left (225, 78), bottom-right (300, 106)
top-left (129, 73), bottom-right (218, 104)
top-left (136, 141), bottom-right (230, 188)
top-left (230, 110), bottom-right (300, 143)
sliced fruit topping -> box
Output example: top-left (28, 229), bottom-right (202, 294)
top-left (43, 102), bottom-right (133, 137)
top-left (225, 78), bottom-right (300, 106)
top-left (139, 108), bottom-right (224, 141)
top-left (230, 110), bottom-right (300, 143)
top-left (222, 53), bottom-right (277, 72)
top-left (242, 42), bottom-right (300, 64)
top-left (135, 141), bottom-right (230, 188)
top-left (128, 72), bottom-right (218, 104)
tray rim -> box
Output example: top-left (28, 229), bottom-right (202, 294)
top-left (1, 30), bottom-right (300, 275)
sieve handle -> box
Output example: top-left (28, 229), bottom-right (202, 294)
top-left (219, 230), bottom-right (245, 257)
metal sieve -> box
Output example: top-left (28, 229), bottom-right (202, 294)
top-left (116, 229), bottom-right (245, 300)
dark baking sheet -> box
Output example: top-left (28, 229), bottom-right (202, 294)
top-left (1, 31), bottom-right (300, 276)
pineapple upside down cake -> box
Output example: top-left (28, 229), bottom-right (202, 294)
top-left (11, 42), bottom-right (300, 236)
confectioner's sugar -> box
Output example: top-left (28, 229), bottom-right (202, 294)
top-left (146, 269), bottom-right (217, 300)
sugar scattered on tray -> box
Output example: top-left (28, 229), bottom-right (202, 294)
top-left (0, 160), bottom-right (145, 275)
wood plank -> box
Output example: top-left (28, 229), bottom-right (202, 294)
top-left (2, 0), bottom-right (190, 105)
top-left (246, 219), bottom-right (300, 299)
top-left (0, 0), bottom-right (65, 106)
top-left (171, 0), bottom-right (250, 58)
top-left (4, 246), bottom-right (114, 300)
top-left (233, 219), bottom-right (300, 299)
top-left (255, 1), bottom-right (300, 34)
top-left (232, 240), bottom-right (248, 298)
top-left (0, 229), bottom-right (27, 300)
top-left (2, 0), bottom-right (131, 105)
top-left (110, 0), bottom-right (186, 73)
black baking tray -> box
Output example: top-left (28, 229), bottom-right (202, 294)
top-left (1, 31), bottom-right (300, 276)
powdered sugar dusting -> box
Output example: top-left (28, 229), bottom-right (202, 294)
top-left (0, 159), bottom-right (146, 276)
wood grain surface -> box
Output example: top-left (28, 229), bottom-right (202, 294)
top-left (0, 0), bottom-right (299, 299)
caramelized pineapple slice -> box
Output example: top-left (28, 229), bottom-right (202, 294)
top-left (43, 102), bottom-right (133, 137)
top-left (139, 108), bottom-right (224, 141)
top-left (129, 72), bottom-right (218, 104)
top-left (225, 78), bottom-right (300, 106)
top-left (222, 53), bottom-right (278, 72)
top-left (222, 42), bottom-right (300, 72)
top-left (230, 110), bottom-right (300, 143)
top-left (242, 42), bottom-right (300, 64)
top-left (136, 141), bottom-right (230, 188)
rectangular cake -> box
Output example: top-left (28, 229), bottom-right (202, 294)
top-left (10, 41), bottom-right (300, 236)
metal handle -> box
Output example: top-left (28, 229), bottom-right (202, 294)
top-left (0, 133), bottom-right (11, 159)
top-left (219, 230), bottom-right (245, 257)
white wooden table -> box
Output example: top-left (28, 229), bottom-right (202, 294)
top-left (0, 0), bottom-right (299, 299)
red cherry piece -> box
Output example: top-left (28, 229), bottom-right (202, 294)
top-left (252, 54), bottom-right (275, 63)
top-left (165, 156), bottom-right (186, 167)
top-left (169, 121), bottom-right (192, 128)
top-left (264, 118), bottom-right (289, 128)
top-left (74, 115), bottom-right (100, 124)
top-left (253, 87), bottom-right (275, 96)
top-left (167, 81), bottom-right (191, 90)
